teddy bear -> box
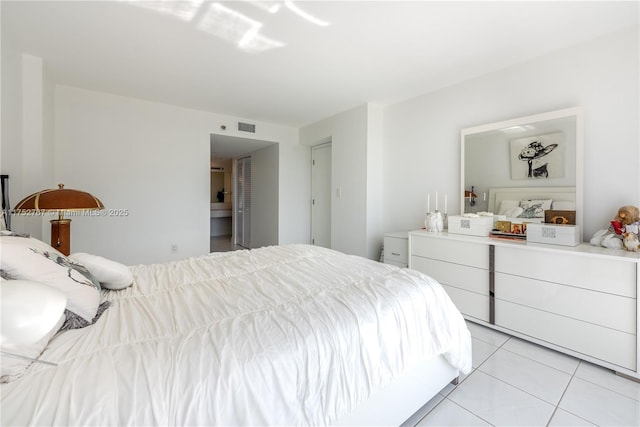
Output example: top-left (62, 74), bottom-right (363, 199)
top-left (590, 205), bottom-right (640, 250)
top-left (616, 205), bottom-right (640, 235)
top-left (623, 232), bottom-right (640, 252)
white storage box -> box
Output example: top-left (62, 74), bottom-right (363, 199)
top-left (526, 223), bottom-right (580, 246)
top-left (447, 215), bottom-right (494, 237)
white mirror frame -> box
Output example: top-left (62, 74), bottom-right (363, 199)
top-left (460, 107), bottom-right (584, 238)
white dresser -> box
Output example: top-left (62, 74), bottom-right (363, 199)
top-left (409, 230), bottom-right (640, 379)
top-left (383, 232), bottom-right (408, 268)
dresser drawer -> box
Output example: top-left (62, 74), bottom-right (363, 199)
top-left (495, 273), bottom-right (636, 334)
top-left (412, 257), bottom-right (489, 296)
top-left (496, 300), bottom-right (636, 370)
top-left (495, 246), bottom-right (637, 297)
top-left (384, 236), bottom-right (408, 264)
top-left (411, 235), bottom-right (489, 269)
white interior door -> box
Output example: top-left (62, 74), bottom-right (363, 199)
top-left (311, 143), bottom-right (331, 248)
top-left (235, 157), bottom-right (251, 248)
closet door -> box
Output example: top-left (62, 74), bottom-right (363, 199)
top-left (235, 157), bottom-right (251, 248)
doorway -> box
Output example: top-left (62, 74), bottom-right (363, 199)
top-left (209, 133), bottom-right (279, 252)
top-left (311, 143), bottom-right (331, 248)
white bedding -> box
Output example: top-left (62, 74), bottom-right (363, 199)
top-left (1, 244), bottom-right (471, 426)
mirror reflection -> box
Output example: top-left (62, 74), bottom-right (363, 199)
top-left (461, 108), bottom-right (582, 229)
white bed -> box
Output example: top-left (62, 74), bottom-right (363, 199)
top-left (1, 244), bottom-right (472, 426)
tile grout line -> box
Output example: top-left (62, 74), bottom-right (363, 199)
top-left (545, 360), bottom-right (582, 426)
top-left (443, 396), bottom-right (497, 426)
top-left (549, 360), bottom-right (601, 426)
top-left (499, 343), bottom-right (580, 376)
top-left (411, 333), bottom-right (509, 426)
top-left (571, 372), bottom-right (640, 403)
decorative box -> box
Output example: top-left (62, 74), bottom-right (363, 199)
top-left (447, 215), bottom-right (494, 237)
top-left (526, 223), bottom-right (580, 246)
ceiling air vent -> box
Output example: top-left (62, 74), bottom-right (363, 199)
top-left (238, 122), bottom-right (256, 133)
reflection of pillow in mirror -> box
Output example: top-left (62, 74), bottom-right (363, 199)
top-left (498, 200), bottom-right (519, 215)
top-left (503, 207), bottom-right (524, 218)
top-left (519, 199), bottom-right (552, 218)
top-left (552, 200), bottom-right (575, 210)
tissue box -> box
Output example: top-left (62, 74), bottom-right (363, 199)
top-left (448, 215), bottom-right (494, 237)
top-left (526, 223), bottom-right (580, 246)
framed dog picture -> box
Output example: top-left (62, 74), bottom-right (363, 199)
top-left (545, 210), bottom-right (576, 225)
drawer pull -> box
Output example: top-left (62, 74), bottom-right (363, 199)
top-left (391, 252), bottom-right (401, 256)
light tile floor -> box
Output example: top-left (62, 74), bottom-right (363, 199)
top-left (210, 235), bottom-right (245, 252)
top-left (415, 321), bottom-right (640, 426)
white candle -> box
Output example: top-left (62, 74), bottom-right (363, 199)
top-left (444, 194), bottom-right (448, 215)
top-left (435, 192), bottom-right (438, 211)
top-left (483, 192), bottom-right (486, 202)
top-left (427, 193), bottom-right (430, 212)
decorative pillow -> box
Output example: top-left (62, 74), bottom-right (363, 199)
top-left (519, 199), bottom-right (552, 218)
top-left (59, 301), bottom-right (112, 332)
top-left (498, 200), bottom-right (519, 215)
top-left (0, 235), bottom-right (100, 322)
top-left (69, 253), bottom-right (133, 290)
top-left (0, 279), bottom-right (66, 383)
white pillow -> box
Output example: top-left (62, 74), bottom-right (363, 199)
top-left (0, 279), bottom-right (66, 383)
top-left (0, 234), bottom-right (100, 322)
top-left (503, 206), bottom-right (524, 218)
top-left (551, 200), bottom-right (575, 210)
top-left (498, 200), bottom-right (520, 215)
top-left (519, 199), bottom-right (552, 218)
top-left (69, 253), bottom-right (133, 290)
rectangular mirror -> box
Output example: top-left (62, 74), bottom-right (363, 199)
top-left (461, 107), bottom-right (583, 235)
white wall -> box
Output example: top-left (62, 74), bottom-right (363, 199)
top-left (1, 40), bottom-right (55, 238)
top-left (1, 30), bottom-right (24, 231)
top-left (54, 86), bottom-right (302, 265)
top-left (366, 104), bottom-right (384, 260)
top-left (383, 26), bottom-right (639, 240)
top-left (247, 143), bottom-right (279, 248)
top-left (300, 103), bottom-right (384, 259)
top-left (278, 140), bottom-right (311, 246)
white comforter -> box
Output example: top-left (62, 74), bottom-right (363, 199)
top-left (1, 244), bottom-right (471, 426)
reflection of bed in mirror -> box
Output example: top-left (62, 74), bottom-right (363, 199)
top-left (488, 186), bottom-right (577, 225)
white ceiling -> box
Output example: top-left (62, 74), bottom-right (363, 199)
top-left (3, 0), bottom-right (638, 131)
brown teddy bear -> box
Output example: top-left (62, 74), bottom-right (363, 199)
top-left (613, 206), bottom-right (639, 234)
top-left (591, 205), bottom-right (640, 250)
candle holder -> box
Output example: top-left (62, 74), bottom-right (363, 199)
top-left (425, 210), bottom-right (444, 232)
